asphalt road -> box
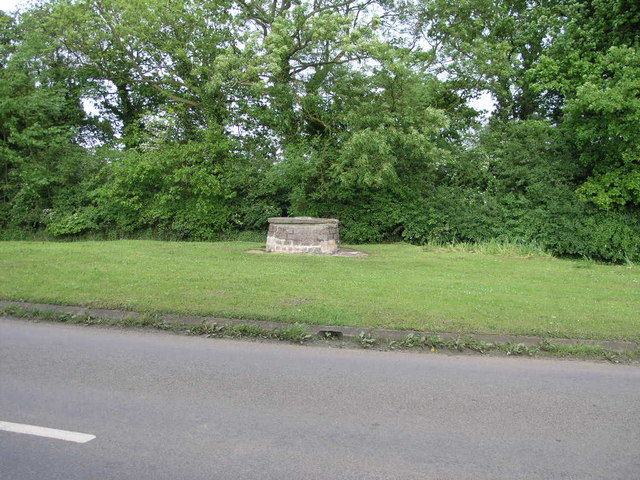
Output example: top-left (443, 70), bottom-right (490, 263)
top-left (1, 317), bottom-right (639, 480)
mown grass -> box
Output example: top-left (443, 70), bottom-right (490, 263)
top-left (1, 240), bottom-right (638, 341)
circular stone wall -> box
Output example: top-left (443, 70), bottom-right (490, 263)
top-left (266, 217), bottom-right (340, 254)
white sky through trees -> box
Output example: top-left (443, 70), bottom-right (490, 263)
top-left (0, 0), bottom-right (20, 11)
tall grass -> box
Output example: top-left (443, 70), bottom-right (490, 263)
top-left (422, 239), bottom-right (552, 258)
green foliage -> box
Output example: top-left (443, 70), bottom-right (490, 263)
top-left (401, 120), bottom-right (640, 263)
top-left (410, 0), bottom-right (556, 120)
top-left (0, 7), bottom-right (98, 231)
top-left (423, 239), bottom-right (551, 258)
top-left (533, 0), bottom-right (640, 104)
top-left (394, 333), bottom-right (425, 348)
top-left (503, 342), bottom-right (535, 356)
top-left (390, 333), bottom-right (447, 349)
top-left (564, 47), bottom-right (640, 209)
top-left (45, 207), bottom-right (99, 236)
top-left (2, 0), bottom-right (639, 265)
top-left (276, 323), bottom-right (313, 343)
top-left (355, 331), bottom-right (378, 348)
top-left (541, 207), bottom-right (640, 263)
top-left (48, 0), bottom-right (235, 143)
top-left (197, 322), bottom-right (312, 343)
top-left (92, 138), bottom-right (241, 239)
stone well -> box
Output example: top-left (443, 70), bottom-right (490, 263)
top-left (266, 217), bottom-right (340, 254)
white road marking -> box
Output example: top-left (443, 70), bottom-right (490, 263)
top-left (0, 421), bottom-right (96, 443)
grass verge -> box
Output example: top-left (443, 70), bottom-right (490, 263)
top-left (1, 240), bottom-right (638, 342)
top-left (2, 305), bottom-right (637, 363)
top-left (1, 305), bottom-right (312, 343)
top-left (385, 332), bottom-right (639, 363)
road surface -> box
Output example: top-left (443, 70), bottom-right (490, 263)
top-left (1, 317), bottom-right (639, 479)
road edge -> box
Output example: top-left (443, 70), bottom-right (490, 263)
top-left (1, 300), bottom-right (637, 362)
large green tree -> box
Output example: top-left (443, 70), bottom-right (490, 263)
top-left (563, 47), bottom-right (640, 209)
top-left (532, 0), bottom-right (640, 207)
top-left (0, 8), bottom-right (97, 231)
top-left (407, 0), bottom-right (556, 121)
top-left (47, 0), bottom-right (238, 145)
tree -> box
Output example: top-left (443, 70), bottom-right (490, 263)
top-left (533, 0), bottom-right (640, 108)
top-left (0, 7), bottom-right (95, 230)
top-left (530, 0), bottom-right (640, 207)
top-left (407, 0), bottom-right (556, 121)
top-left (47, 0), bottom-right (237, 145)
top-left (563, 47), bottom-right (640, 209)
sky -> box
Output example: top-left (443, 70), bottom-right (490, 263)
top-left (0, 0), bottom-right (21, 11)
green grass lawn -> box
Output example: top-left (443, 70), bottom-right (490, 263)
top-left (1, 240), bottom-right (638, 341)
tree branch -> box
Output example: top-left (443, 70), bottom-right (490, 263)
top-left (91, 0), bottom-right (203, 109)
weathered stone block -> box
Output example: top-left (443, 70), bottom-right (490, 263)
top-left (266, 217), bottom-right (340, 255)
